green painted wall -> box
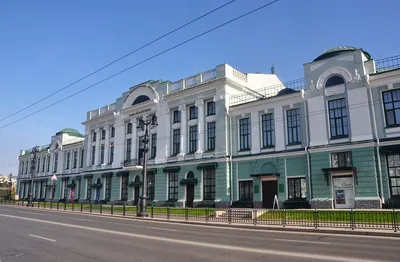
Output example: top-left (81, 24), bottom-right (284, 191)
top-left (310, 152), bottom-right (331, 199)
top-left (110, 175), bottom-right (121, 200)
top-left (352, 147), bottom-right (379, 198)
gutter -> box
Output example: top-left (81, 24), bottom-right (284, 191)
top-left (367, 78), bottom-right (385, 205)
top-left (303, 96), bottom-right (312, 200)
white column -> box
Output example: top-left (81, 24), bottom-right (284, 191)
top-left (94, 128), bottom-right (101, 166)
top-left (86, 131), bottom-right (92, 167)
top-left (156, 108), bottom-right (168, 163)
top-left (77, 148), bottom-right (81, 171)
top-left (195, 99), bottom-right (204, 155)
top-left (69, 150), bottom-right (73, 170)
top-left (131, 119), bottom-right (137, 160)
top-left (250, 111), bottom-right (260, 154)
top-left (112, 120), bottom-right (125, 169)
top-left (179, 105), bottom-right (187, 157)
top-left (104, 125), bottom-right (110, 164)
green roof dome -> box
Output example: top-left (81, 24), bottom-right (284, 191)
top-left (56, 128), bottom-right (84, 137)
top-left (313, 46), bottom-right (371, 62)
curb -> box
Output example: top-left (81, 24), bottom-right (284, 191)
top-left (2, 205), bottom-right (399, 238)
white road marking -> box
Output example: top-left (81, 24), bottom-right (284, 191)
top-left (72, 218), bottom-right (95, 222)
top-left (0, 213), bottom-right (384, 262)
top-left (17, 211), bottom-right (44, 216)
top-left (4, 206), bottom-right (400, 241)
top-left (273, 238), bottom-right (331, 245)
top-left (146, 226), bottom-right (177, 232)
top-left (29, 234), bottom-right (56, 242)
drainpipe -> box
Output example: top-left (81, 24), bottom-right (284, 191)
top-left (226, 112), bottom-right (233, 207)
top-left (303, 97), bottom-right (312, 200)
top-left (367, 78), bottom-right (385, 205)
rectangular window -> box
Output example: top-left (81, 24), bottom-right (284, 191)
top-left (207, 101), bottom-right (215, 116)
top-left (100, 145), bottom-right (105, 164)
top-left (173, 110), bottom-right (181, 123)
top-left (126, 123), bottom-right (132, 134)
top-left (207, 122), bottom-right (216, 151)
top-left (138, 136), bottom-right (144, 164)
top-left (262, 113), bottom-right (274, 147)
top-left (101, 129), bottom-right (106, 140)
top-left (189, 106), bottom-right (198, 119)
top-left (203, 169), bottom-right (216, 200)
top-left (47, 156), bottom-right (50, 172)
top-left (172, 129), bottom-right (180, 155)
top-left (151, 134), bottom-right (157, 159)
top-left (121, 176), bottom-right (128, 201)
top-left (147, 172), bottom-right (155, 201)
top-left (331, 151), bottom-right (352, 168)
top-left (80, 149), bottom-right (84, 168)
top-left (73, 151), bottom-right (77, 169)
top-left (37, 158), bottom-right (40, 173)
top-left (77, 180), bottom-right (81, 199)
top-left (328, 98), bottom-right (348, 138)
top-left (86, 178), bottom-right (92, 200)
top-left (42, 157), bottom-right (45, 172)
top-left (21, 162), bottom-right (24, 175)
top-left (92, 132), bottom-right (96, 142)
top-left (239, 118), bottom-right (250, 150)
top-left (54, 154), bottom-right (58, 172)
top-left (168, 172), bottom-right (178, 200)
top-left (383, 89), bottom-right (400, 126)
top-left (288, 177), bottom-right (307, 199)
top-left (91, 146), bottom-right (96, 165)
top-left (61, 180), bottom-right (66, 199)
top-left (239, 180), bottom-right (253, 201)
top-left (126, 139), bottom-right (131, 161)
top-left (109, 143), bottom-right (114, 164)
top-left (189, 125), bottom-right (198, 153)
top-left (105, 176), bottom-right (112, 199)
top-left (111, 126), bottom-right (115, 138)
top-left (287, 108), bottom-right (301, 144)
top-left (386, 153), bottom-right (400, 196)
top-left (66, 152), bottom-right (70, 169)
top-left (26, 161), bottom-right (28, 174)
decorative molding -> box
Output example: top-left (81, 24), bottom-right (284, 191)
top-left (316, 67), bottom-right (352, 90)
top-left (178, 104), bottom-right (186, 111)
top-left (195, 99), bottom-right (204, 107)
top-left (253, 158), bottom-right (280, 174)
top-left (122, 84), bottom-right (159, 110)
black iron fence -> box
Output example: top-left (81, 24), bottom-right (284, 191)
top-left (1, 200), bottom-right (398, 232)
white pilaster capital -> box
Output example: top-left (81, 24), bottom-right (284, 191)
top-left (95, 128), bottom-right (100, 132)
top-left (178, 104), bottom-right (186, 111)
top-left (195, 99), bottom-right (204, 107)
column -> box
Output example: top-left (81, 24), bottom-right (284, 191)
top-left (94, 128), bottom-right (101, 166)
top-left (69, 150), bottom-right (73, 170)
top-left (86, 131), bottom-right (92, 167)
top-left (156, 108), bottom-right (168, 163)
top-left (112, 120), bottom-right (125, 169)
top-left (104, 125), bottom-right (110, 164)
top-left (131, 119), bottom-right (137, 160)
top-left (77, 148), bottom-right (81, 171)
top-left (179, 105), bottom-right (187, 157)
top-left (195, 99), bottom-right (204, 155)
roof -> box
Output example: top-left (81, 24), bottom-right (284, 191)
top-left (313, 46), bottom-right (371, 62)
top-left (56, 128), bottom-right (84, 138)
top-left (22, 144), bottom-right (50, 155)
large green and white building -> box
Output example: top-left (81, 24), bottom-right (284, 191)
top-left (17, 46), bottom-right (400, 209)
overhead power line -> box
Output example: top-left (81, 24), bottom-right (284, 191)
top-left (0, 0), bottom-right (236, 123)
top-left (0, 0), bottom-right (281, 130)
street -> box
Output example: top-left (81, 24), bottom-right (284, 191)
top-left (0, 206), bottom-right (398, 262)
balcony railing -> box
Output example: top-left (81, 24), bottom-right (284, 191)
top-left (122, 159), bottom-right (143, 168)
top-left (375, 55), bottom-right (400, 73)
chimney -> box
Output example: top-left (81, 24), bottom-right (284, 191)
top-left (271, 64), bottom-right (275, 74)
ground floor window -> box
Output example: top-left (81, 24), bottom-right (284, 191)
top-left (287, 177), bottom-right (306, 199)
top-left (239, 180), bottom-right (253, 201)
top-left (387, 154), bottom-right (400, 196)
top-left (86, 178), bottom-right (92, 200)
top-left (105, 176), bottom-right (112, 199)
top-left (168, 172), bottom-right (178, 201)
top-left (147, 173), bottom-right (155, 201)
top-left (77, 180), bottom-right (81, 199)
top-left (121, 176), bottom-right (128, 201)
top-left (203, 169), bottom-right (216, 200)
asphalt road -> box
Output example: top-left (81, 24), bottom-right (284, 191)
top-left (0, 206), bottom-right (398, 262)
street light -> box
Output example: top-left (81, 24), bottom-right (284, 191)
top-left (136, 114), bottom-right (158, 217)
top-left (27, 145), bottom-right (40, 207)
top-left (8, 173), bottom-right (12, 200)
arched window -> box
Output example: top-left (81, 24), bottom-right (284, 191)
top-left (187, 171), bottom-right (195, 179)
top-left (325, 75), bottom-right (345, 88)
top-left (96, 178), bottom-right (101, 184)
top-left (132, 95), bottom-right (150, 106)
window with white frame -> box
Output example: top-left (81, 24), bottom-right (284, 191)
top-left (207, 122), bottom-right (216, 151)
top-left (168, 172), bottom-right (178, 201)
top-left (261, 113), bottom-right (274, 148)
top-left (173, 110), bottom-right (181, 123)
top-left (66, 152), bottom-right (70, 169)
top-left (150, 134), bottom-right (157, 159)
top-left (382, 89), bottom-right (400, 127)
top-left (287, 108), bottom-right (301, 144)
top-left (189, 106), bottom-right (198, 120)
top-left (100, 145), bottom-right (105, 164)
top-left (172, 129), bottom-right (180, 155)
top-left (109, 143), bottom-right (114, 164)
top-left (125, 139), bottom-right (131, 161)
top-left (287, 177), bottom-right (306, 199)
top-left (239, 118), bottom-right (250, 151)
top-left (101, 129), bottom-right (106, 140)
top-left (54, 153), bottom-right (58, 172)
top-left (73, 150), bottom-right (77, 169)
top-left (203, 168), bottom-right (216, 200)
top-left (111, 126), bottom-right (115, 137)
top-left (80, 149), bottom-right (84, 168)
top-left (189, 125), bottom-right (198, 153)
top-left (92, 131), bottom-right (97, 142)
top-left (207, 101), bottom-right (215, 116)
top-left (86, 177), bottom-right (92, 200)
top-left (121, 176), bottom-right (128, 201)
top-left (91, 146), bottom-right (96, 165)
top-left (328, 98), bottom-right (348, 138)
top-left (126, 123), bottom-right (132, 134)
top-left (37, 158), bottom-right (40, 173)
top-left (239, 180), bottom-right (253, 201)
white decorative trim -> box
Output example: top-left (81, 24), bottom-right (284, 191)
top-left (316, 67), bottom-right (352, 89)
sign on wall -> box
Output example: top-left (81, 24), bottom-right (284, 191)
top-left (333, 176), bottom-right (355, 209)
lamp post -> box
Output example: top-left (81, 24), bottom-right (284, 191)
top-left (27, 145), bottom-right (40, 207)
top-left (136, 114), bottom-right (158, 217)
top-left (8, 173), bottom-right (12, 200)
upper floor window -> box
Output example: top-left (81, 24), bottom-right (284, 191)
top-left (383, 89), bottom-right (400, 127)
top-left (66, 152), bottom-right (70, 169)
top-left (126, 139), bottom-right (132, 161)
top-left (110, 127), bottom-right (115, 138)
top-left (189, 125), bottom-right (198, 153)
top-left (21, 162), bottom-right (24, 175)
top-left (331, 151), bottom-right (352, 168)
top-left (239, 118), bottom-right (250, 151)
top-left (207, 122), bottom-right (216, 151)
top-left (173, 110), bottom-right (181, 123)
top-left (207, 101), bottom-right (215, 116)
top-left (151, 134), bottom-right (157, 159)
top-left (79, 149), bottom-right (84, 168)
top-left (287, 108), bottom-right (301, 144)
top-left (132, 95), bottom-right (150, 106)
top-left (37, 158), bottom-right (40, 173)
top-left (328, 98), bottom-right (348, 138)
top-left (109, 143), bottom-right (114, 164)
top-left (47, 156), bottom-right (50, 172)
top-left (325, 75), bottom-right (345, 88)
top-left (92, 132), bottom-right (97, 142)
top-left (100, 145), bottom-right (105, 164)
top-left (172, 129), bottom-right (180, 155)
top-left (91, 146), bottom-right (96, 165)
top-left (101, 129), bottom-right (106, 140)
top-left (189, 106), bottom-right (198, 119)
top-left (261, 113), bottom-right (274, 148)
top-left (54, 153), bottom-right (58, 172)
top-left (126, 123), bottom-right (132, 134)
top-left (73, 151), bottom-right (77, 169)
top-left (42, 156), bottom-right (45, 172)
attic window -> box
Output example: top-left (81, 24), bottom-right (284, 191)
top-left (132, 95), bottom-right (150, 106)
top-left (325, 75), bottom-right (345, 88)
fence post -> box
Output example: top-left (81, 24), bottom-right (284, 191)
top-left (44, 201), bottom-right (46, 209)
top-left (50, 201), bottom-right (53, 209)
top-left (100, 203), bottom-right (102, 214)
top-left (90, 202), bottom-right (92, 213)
top-left (123, 204), bottom-right (126, 216)
top-left (38, 201), bottom-right (40, 208)
top-left (228, 208), bottom-right (232, 224)
top-left (72, 202), bottom-right (75, 212)
top-left (167, 206), bottom-right (170, 220)
top-left (136, 205), bottom-right (139, 216)
top-left (314, 209), bottom-right (318, 229)
top-left (253, 209), bottom-right (257, 225)
top-left (80, 203), bottom-right (83, 212)
top-left (64, 201), bottom-right (67, 211)
top-left (185, 208), bottom-right (188, 221)
top-left (151, 206), bottom-right (154, 218)
top-left (393, 209), bottom-right (398, 233)
top-left (351, 209), bottom-right (355, 230)
top-left (205, 207), bottom-right (209, 223)
top-left (57, 201), bottom-right (59, 210)
top-left (111, 204), bottom-right (113, 215)
top-left (282, 209), bottom-right (286, 227)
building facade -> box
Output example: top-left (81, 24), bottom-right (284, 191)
top-left (16, 46), bottom-right (400, 209)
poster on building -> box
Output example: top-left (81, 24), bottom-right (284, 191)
top-left (333, 176), bottom-right (354, 209)
top-left (70, 188), bottom-right (75, 203)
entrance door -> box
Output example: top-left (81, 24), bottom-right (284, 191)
top-left (262, 180), bottom-right (278, 209)
top-left (133, 186), bottom-right (140, 206)
top-left (186, 184), bottom-right (194, 207)
top-left (333, 176), bottom-right (355, 209)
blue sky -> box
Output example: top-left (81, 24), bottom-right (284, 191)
top-left (0, 0), bottom-right (399, 176)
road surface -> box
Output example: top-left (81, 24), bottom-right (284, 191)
top-left (0, 206), bottom-right (398, 262)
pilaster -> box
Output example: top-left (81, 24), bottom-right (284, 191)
top-left (94, 128), bottom-right (101, 166)
top-left (195, 99), bottom-right (204, 158)
top-left (104, 125), bottom-right (110, 165)
top-left (178, 104), bottom-right (187, 160)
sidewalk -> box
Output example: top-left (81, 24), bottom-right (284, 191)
top-left (4, 204), bottom-right (399, 238)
